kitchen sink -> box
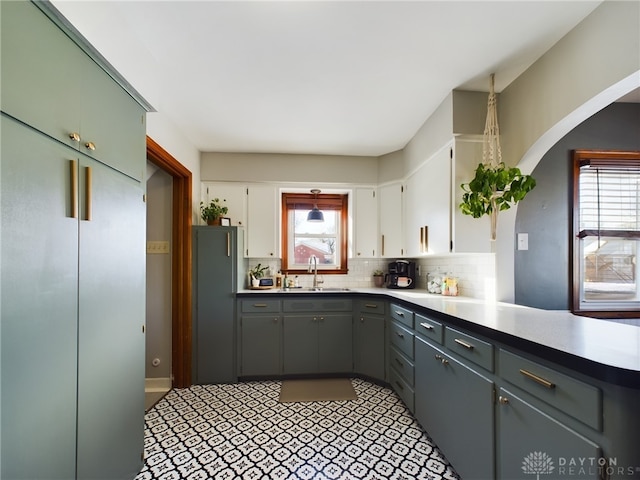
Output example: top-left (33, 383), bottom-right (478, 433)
top-left (278, 287), bottom-right (350, 292)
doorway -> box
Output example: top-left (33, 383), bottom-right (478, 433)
top-left (146, 136), bottom-right (193, 388)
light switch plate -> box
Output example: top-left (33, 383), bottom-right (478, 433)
top-left (517, 233), bottom-right (528, 251)
top-left (147, 241), bottom-right (170, 254)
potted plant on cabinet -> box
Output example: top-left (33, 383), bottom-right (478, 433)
top-left (459, 74), bottom-right (535, 241)
top-left (249, 263), bottom-right (269, 288)
top-left (373, 270), bottom-right (385, 288)
top-left (200, 198), bottom-right (228, 225)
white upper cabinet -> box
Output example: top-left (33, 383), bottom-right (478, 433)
top-left (404, 145), bottom-right (452, 256)
top-left (202, 182), bottom-right (247, 227)
top-left (246, 184), bottom-right (278, 258)
top-left (378, 182), bottom-right (404, 258)
top-left (353, 188), bottom-right (378, 258)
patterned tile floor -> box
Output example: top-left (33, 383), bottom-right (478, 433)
top-left (134, 378), bottom-right (460, 480)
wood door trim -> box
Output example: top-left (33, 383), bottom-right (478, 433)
top-left (146, 136), bottom-right (192, 388)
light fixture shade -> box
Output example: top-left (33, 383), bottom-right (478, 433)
top-left (307, 207), bottom-right (324, 222)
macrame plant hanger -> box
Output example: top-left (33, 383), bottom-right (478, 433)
top-left (484, 73), bottom-right (501, 240)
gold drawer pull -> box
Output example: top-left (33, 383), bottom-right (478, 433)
top-left (394, 310), bottom-right (404, 317)
top-left (253, 303), bottom-right (268, 307)
top-left (364, 304), bottom-right (378, 308)
top-left (395, 331), bottom-right (404, 338)
top-left (454, 338), bottom-right (474, 350)
top-left (519, 369), bottom-right (556, 389)
top-left (420, 322), bottom-right (434, 330)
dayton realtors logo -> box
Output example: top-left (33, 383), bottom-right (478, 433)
top-left (522, 451), bottom-right (555, 479)
top-left (522, 452), bottom-right (639, 478)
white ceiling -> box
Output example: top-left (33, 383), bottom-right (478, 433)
top-left (51, 1), bottom-right (606, 157)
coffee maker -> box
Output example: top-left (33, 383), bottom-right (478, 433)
top-left (385, 260), bottom-right (416, 289)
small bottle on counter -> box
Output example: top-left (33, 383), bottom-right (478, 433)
top-left (442, 274), bottom-right (459, 296)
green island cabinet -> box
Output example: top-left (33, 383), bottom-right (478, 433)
top-left (1, 2), bottom-right (148, 478)
top-left (387, 303), bottom-right (416, 411)
top-left (283, 298), bottom-right (353, 374)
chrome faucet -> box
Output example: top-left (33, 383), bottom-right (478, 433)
top-left (308, 255), bottom-right (321, 290)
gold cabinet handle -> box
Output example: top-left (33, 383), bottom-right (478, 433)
top-left (70, 160), bottom-right (78, 219)
top-left (454, 338), bottom-right (474, 350)
top-left (381, 234), bottom-right (385, 256)
top-left (85, 141), bottom-right (96, 151)
top-left (394, 310), bottom-right (404, 317)
top-left (364, 304), bottom-right (378, 309)
top-left (395, 331), bottom-right (404, 338)
top-left (69, 132), bottom-right (80, 142)
top-left (253, 303), bottom-right (268, 307)
top-left (499, 396), bottom-right (509, 405)
top-left (84, 166), bottom-right (92, 221)
top-left (519, 369), bottom-right (556, 389)
top-left (419, 322), bottom-right (433, 330)
top-left (226, 232), bottom-right (230, 257)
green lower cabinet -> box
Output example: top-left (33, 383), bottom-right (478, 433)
top-left (354, 313), bottom-right (385, 379)
top-left (497, 387), bottom-right (601, 480)
top-left (283, 314), bottom-right (352, 375)
top-left (240, 315), bottom-right (282, 376)
top-left (414, 336), bottom-right (495, 479)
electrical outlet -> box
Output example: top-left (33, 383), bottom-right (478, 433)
top-left (517, 233), bottom-right (528, 251)
top-left (147, 241), bottom-right (170, 254)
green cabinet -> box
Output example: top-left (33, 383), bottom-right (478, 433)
top-left (497, 387), bottom-right (601, 479)
top-left (239, 299), bottom-right (282, 377)
top-left (354, 300), bottom-right (386, 380)
top-left (414, 336), bottom-right (495, 479)
top-left (282, 297), bottom-right (353, 375)
top-left (1, 113), bottom-right (146, 479)
top-left (193, 227), bottom-right (244, 384)
top-left (283, 313), bottom-right (353, 374)
top-left (0, 1), bottom-right (145, 182)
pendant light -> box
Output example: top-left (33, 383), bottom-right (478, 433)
top-left (307, 189), bottom-right (324, 222)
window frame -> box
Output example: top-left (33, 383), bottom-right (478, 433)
top-left (571, 149), bottom-right (640, 318)
top-left (281, 192), bottom-right (349, 275)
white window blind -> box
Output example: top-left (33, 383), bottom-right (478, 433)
top-left (578, 162), bottom-right (640, 238)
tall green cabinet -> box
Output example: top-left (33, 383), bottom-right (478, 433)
top-left (193, 226), bottom-right (246, 384)
top-left (1, 1), bottom-right (149, 478)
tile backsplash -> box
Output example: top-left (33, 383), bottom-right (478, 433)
top-left (248, 254), bottom-right (496, 300)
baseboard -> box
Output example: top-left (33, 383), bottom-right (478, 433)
top-left (145, 377), bottom-right (172, 392)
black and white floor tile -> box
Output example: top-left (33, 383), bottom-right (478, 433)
top-left (135, 378), bottom-right (460, 480)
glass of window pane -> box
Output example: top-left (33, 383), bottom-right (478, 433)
top-left (292, 209), bottom-right (339, 267)
top-left (581, 237), bottom-right (638, 302)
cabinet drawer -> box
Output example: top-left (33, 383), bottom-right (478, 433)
top-left (445, 327), bottom-right (494, 372)
top-left (389, 303), bottom-right (414, 328)
top-left (283, 298), bottom-right (352, 312)
top-left (359, 300), bottom-right (386, 315)
top-left (415, 313), bottom-right (443, 344)
top-left (241, 299), bottom-right (281, 313)
top-left (389, 367), bottom-right (414, 412)
top-left (390, 321), bottom-right (414, 360)
top-left (499, 349), bottom-right (601, 430)
top-left (389, 346), bottom-right (414, 386)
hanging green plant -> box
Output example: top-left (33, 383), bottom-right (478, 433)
top-left (459, 73), bottom-right (536, 240)
top-left (460, 162), bottom-right (536, 239)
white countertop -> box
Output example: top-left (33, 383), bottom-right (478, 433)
top-left (238, 288), bottom-right (640, 380)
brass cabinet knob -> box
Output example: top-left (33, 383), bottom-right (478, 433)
top-left (69, 132), bottom-right (80, 142)
top-left (85, 141), bottom-right (96, 151)
top-left (499, 396), bottom-right (509, 405)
